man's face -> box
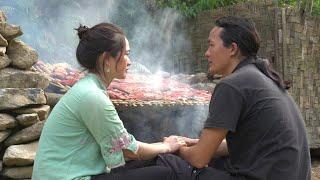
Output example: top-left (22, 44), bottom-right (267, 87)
top-left (204, 27), bottom-right (234, 77)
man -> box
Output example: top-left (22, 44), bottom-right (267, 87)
top-left (176, 16), bottom-right (311, 180)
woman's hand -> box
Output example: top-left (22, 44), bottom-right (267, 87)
top-left (163, 135), bottom-right (187, 153)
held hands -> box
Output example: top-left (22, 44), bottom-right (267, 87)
top-left (180, 136), bottom-right (199, 147)
top-left (162, 135), bottom-right (199, 153)
top-left (162, 135), bottom-right (187, 153)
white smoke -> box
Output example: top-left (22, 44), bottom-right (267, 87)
top-left (0, 0), bottom-right (191, 73)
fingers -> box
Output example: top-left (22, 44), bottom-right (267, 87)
top-left (178, 140), bottom-right (187, 147)
top-left (176, 137), bottom-right (186, 144)
top-left (163, 135), bottom-right (187, 144)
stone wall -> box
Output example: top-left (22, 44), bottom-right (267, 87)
top-left (282, 11), bottom-right (320, 149)
top-left (174, 1), bottom-right (320, 148)
top-left (0, 12), bottom-right (50, 179)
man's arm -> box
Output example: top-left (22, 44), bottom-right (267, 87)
top-left (216, 139), bottom-right (228, 156)
top-left (178, 128), bottom-right (228, 168)
top-left (181, 137), bottom-right (228, 157)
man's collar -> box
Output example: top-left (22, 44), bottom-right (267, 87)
top-left (232, 57), bottom-right (254, 73)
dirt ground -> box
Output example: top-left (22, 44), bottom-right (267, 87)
top-left (312, 157), bottom-right (320, 180)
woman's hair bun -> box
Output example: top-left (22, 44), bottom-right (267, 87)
top-left (75, 24), bottom-right (89, 40)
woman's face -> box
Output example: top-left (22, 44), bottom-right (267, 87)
top-left (109, 38), bottom-right (131, 79)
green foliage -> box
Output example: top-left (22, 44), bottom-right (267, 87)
top-left (312, 0), bottom-right (320, 16)
top-left (156, 0), bottom-right (247, 17)
top-left (278, 0), bottom-right (297, 6)
top-left (157, 0), bottom-right (320, 17)
top-left (278, 0), bottom-right (320, 16)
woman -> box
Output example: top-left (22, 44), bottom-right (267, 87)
top-left (32, 23), bottom-right (185, 180)
top-left (171, 16), bottom-right (311, 180)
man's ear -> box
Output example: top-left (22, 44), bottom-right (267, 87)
top-left (229, 42), bottom-right (239, 57)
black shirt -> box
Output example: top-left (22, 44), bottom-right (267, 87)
top-left (204, 59), bottom-right (311, 180)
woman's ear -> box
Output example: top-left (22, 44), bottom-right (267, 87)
top-left (102, 52), bottom-right (110, 66)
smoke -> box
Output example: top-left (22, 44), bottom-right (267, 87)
top-left (130, 7), bottom-right (189, 73)
top-left (173, 105), bottom-right (208, 139)
top-left (0, 0), bottom-right (191, 72)
top-left (0, 0), bottom-right (209, 141)
top-left (119, 105), bottom-right (208, 143)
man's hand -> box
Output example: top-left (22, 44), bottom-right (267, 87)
top-left (180, 137), bottom-right (199, 147)
top-left (164, 136), bottom-right (198, 147)
top-left (178, 128), bottom-right (228, 169)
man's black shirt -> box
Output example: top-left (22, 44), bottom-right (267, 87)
top-left (204, 60), bottom-right (311, 180)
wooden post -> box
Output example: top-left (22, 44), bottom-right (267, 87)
top-left (281, 8), bottom-right (287, 80)
top-left (273, 8), bottom-right (280, 71)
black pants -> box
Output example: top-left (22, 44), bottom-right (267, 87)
top-left (157, 154), bottom-right (236, 180)
top-left (91, 159), bottom-right (175, 180)
top-left (91, 155), bottom-right (236, 180)
top-left (91, 166), bottom-right (175, 180)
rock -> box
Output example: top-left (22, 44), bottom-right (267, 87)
top-left (0, 11), bottom-right (6, 22)
top-left (0, 46), bottom-right (6, 56)
top-left (5, 121), bottom-right (44, 146)
top-left (0, 68), bottom-right (49, 89)
top-left (0, 114), bottom-right (17, 130)
top-left (7, 39), bottom-right (38, 69)
top-left (45, 92), bottom-right (63, 107)
top-left (0, 160), bottom-right (2, 172)
top-left (0, 33), bottom-right (8, 46)
top-left (0, 130), bottom-right (11, 142)
top-left (0, 22), bottom-right (23, 40)
top-left (13, 105), bottom-right (50, 121)
top-left (3, 141), bottom-right (38, 166)
top-left (16, 113), bottom-right (39, 127)
top-left (2, 166), bottom-right (33, 179)
top-left (0, 53), bottom-right (10, 69)
top-left (0, 88), bottom-right (46, 110)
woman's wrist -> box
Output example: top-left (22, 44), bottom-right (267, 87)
top-left (161, 142), bottom-right (171, 153)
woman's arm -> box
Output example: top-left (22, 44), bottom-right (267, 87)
top-left (123, 136), bottom-right (186, 160)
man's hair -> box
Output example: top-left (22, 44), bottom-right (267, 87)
top-left (215, 16), bottom-right (260, 58)
top-left (215, 16), bottom-right (289, 90)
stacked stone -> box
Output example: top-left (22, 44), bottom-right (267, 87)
top-left (0, 11), bottom-right (50, 179)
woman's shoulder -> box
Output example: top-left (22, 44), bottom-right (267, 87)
top-left (70, 75), bottom-right (105, 94)
top-left (64, 84), bottom-right (111, 108)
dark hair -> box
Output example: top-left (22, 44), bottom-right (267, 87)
top-left (75, 23), bottom-right (125, 71)
top-left (215, 16), bottom-right (289, 90)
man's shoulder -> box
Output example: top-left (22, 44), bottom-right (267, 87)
top-left (221, 64), bottom-right (260, 86)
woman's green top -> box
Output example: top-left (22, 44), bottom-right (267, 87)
top-left (32, 73), bottom-right (138, 180)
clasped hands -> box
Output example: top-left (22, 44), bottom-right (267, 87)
top-left (162, 135), bottom-right (199, 153)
